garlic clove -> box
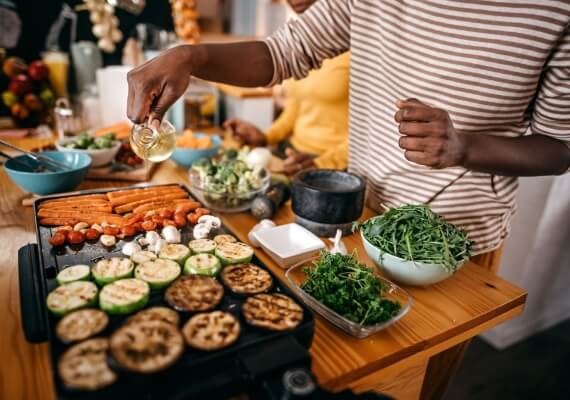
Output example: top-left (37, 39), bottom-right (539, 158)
top-left (122, 242), bottom-right (142, 257)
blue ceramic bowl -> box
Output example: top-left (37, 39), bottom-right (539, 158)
top-left (4, 151), bottom-right (91, 195)
top-left (170, 134), bottom-right (222, 169)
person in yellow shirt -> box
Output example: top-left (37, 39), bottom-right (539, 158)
top-left (224, 0), bottom-right (349, 175)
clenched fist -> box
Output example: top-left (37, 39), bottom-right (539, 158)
top-left (395, 99), bottom-right (467, 169)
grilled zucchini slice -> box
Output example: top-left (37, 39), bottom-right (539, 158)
top-left (56, 264), bottom-right (91, 285)
top-left (47, 281), bottom-right (98, 316)
top-left (188, 239), bottom-right (216, 254)
top-left (215, 242), bottom-right (254, 266)
top-left (99, 278), bottom-right (149, 315)
top-left (159, 244), bottom-right (191, 266)
top-left (134, 259), bottom-right (181, 289)
top-left (131, 250), bottom-right (158, 265)
top-left (184, 254), bottom-right (222, 277)
top-left (213, 234), bottom-right (237, 245)
top-left (92, 257), bottom-right (134, 286)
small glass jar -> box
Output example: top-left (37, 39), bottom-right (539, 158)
top-left (129, 119), bottom-right (176, 162)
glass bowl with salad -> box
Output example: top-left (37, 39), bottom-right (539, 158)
top-left (286, 251), bottom-right (412, 338)
top-left (56, 132), bottom-right (120, 167)
top-left (189, 148), bottom-right (270, 212)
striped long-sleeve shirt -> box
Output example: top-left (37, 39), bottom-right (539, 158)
top-left (265, 0), bottom-right (570, 254)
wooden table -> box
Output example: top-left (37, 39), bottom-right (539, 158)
top-left (0, 136), bottom-right (527, 400)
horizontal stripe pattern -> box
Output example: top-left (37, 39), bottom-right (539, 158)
top-left (266, 0), bottom-right (570, 254)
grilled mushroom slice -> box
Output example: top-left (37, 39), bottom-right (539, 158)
top-left (56, 309), bottom-right (109, 343)
top-left (58, 338), bottom-right (117, 391)
top-left (110, 320), bottom-right (184, 374)
top-left (221, 263), bottom-right (273, 295)
top-left (165, 275), bottom-right (224, 312)
top-left (183, 311), bottom-right (240, 351)
top-left (242, 293), bottom-right (303, 331)
top-left (127, 306), bottom-right (180, 326)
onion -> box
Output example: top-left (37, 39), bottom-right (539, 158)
top-left (246, 148), bottom-right (271, 170)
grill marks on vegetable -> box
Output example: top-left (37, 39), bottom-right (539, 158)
top-left (221, 263), bottom-right (273, 294)
top-left (110, 320), bottom-right (184, 373)
top-left (242, 294), bottom-right (303, 331)
top-left (183, 311), bottom-right (240, 351)
top-left (58, 338), bottom-right (117, 390)
top-left (56, 309), bottom-right (109, 343)
top-left (165, 275), bottom-right (224, 312)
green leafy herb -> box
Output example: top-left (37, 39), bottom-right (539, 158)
top-left (301, 251), bottom-right (401, 325)
top-left (354, 204), bottom-right (472, 273)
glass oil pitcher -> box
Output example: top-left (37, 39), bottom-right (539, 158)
top-left (130, 119), bottom-right (176, 162)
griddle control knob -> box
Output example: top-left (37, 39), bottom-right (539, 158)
top-left (282, 368), bottom-right (316, 397)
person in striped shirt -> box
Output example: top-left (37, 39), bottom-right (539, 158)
top-left (127, 0), bottom-right (570, 264)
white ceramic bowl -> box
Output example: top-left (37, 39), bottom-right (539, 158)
top-left (252, 223), bottom-right (325, 269)
top-left (360, 230), bottom-right (465, 286)
top-left (56, 139), bottom-right (121, 168)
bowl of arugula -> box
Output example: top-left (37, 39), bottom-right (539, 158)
top-left (356, 204), bottom-right (473, 286)
top-left (285, 251), bottom-right (411, 338)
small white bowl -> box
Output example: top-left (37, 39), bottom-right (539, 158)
top-left (361, 231), bottom-right (465, 286)
top-left (252, 223), bottom-right (325, 269)
top-left (56, 139), bottom-right (121, 168)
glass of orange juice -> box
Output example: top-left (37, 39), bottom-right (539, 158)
top-left (42, 50), bottom-right (69, 98)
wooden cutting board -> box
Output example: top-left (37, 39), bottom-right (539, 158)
top-left (86, 161), bottom-right (157, 182)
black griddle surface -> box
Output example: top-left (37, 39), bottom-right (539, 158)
top-left (24, 184), bottom-right (314, 400)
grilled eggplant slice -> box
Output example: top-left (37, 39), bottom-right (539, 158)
top-left (56, 264), bottom-right (91, 285)
top-left (99, 278), bottom-right (149, 315)
top-left (159, 244), bottom-right (191, 266)
top-left (242, 293), bottom-right (303, 331)
top-left (131, 250), bottom-right (157, 265)
top-left (214, 242), bottom-right (254, 266)
top-left (183, 311), bottom-right (240, 351)
top-left (92, 257), bottom-right (134, 286)
top-left (184, 253), bottom-right (222, 277)
top-left (58, 338), bottom-right (117, 391)
top-left (165, 275), bottom-right (223, 312)
top-left (110, 320), bottom-right (184, 374)
top-left (127, 306), bottom-right (180, 326)
top-left (221, 263), bottom-right (273, 295)
top-left (56, 309), bottom-right (109, 343)
top-left (188, 238), bottom-right (216, 254)
top-left (47, 281), bottom-right (98, 316)
top-left (213, 234), bottom-right (237, 245)
top-left (134, 259), bottom-right (181, 289)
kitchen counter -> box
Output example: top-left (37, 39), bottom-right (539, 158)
top-left (0, 136), bottom-right (527, 400)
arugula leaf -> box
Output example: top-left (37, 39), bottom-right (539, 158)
top-left (357, 204), bottom-right (472, 273)
top-left (301, 251), bottom-right (401, 325)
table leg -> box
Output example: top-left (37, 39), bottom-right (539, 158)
top-left (419, 340), bottom-right (471, 400)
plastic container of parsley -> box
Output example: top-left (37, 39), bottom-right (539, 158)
top-left (285, 251), bottom-right (412, 338)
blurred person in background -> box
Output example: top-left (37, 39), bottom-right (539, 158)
top-left (224, 0), bottom-right (350, 175)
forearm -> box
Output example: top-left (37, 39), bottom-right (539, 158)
top-left (461, 133), bottom-right (570, 176)
top-left (189, 42), bottom-right (274, 87)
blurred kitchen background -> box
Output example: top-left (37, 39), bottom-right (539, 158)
top-left (1, 1), bottom-right (569, 399)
